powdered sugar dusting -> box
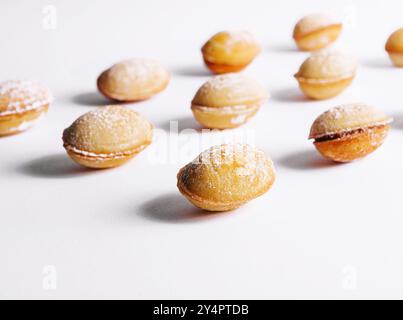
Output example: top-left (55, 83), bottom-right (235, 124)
top-left (105, 58), bottom-right (166, 86)
top-left (297, 51), bottom-right (358, 79)
top-left (0, 80), bottom-right (52, 116)
top-left (222, 30), bottom-right (257, 48)
top-left (296, 13), bottom-right (339, 35)
top-left (201, 73), bottom-right (251, 91)
top-left (202, 30), bottom-right (260, 58)
top-left (193, 144), bottom-right (273, 177)
top-left (193, 73), bottom-right (268, 106)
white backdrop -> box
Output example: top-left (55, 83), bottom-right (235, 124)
top-left (1, 0), bottom-right (403, 299)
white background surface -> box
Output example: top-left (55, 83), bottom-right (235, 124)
top-left (1, 0), bottom-right (403, 299)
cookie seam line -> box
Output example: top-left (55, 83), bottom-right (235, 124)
top-left (191, 99), bottom-right (267, 114)
top-left (0, 100), bottom-right (51, 116)
top-left (309, 121), bottom-right (393, 140)
top-left (295, 72), bottom-right (355, 84)
top-left (63, 143), bottom-right (149, 160)
top-left (294, 23), bottom-right (342, 39)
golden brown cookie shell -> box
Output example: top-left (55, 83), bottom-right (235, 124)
top-left (64, 144), bottom-right (148, 169)
top-left (294, 24), bottom-right (342, 51)
top-left (63, 106), bottom-right (153, 169)
top-left (62, 106), bottom-right (153, 155)
top-left (177, 172), bottom-right (248, 212)
top-left (176, 144), bottom-right (276, 212)
top-left (385, 28), bottom-right (403, 52)
top-left (203, 58), bottom-right (252, 74)
top-left (387, 53), bottom-right (403, 67)
top-left (177, 167), bottom-right (275, 212)
top-left (314, 125), bottom-right (390, 163)
top-left (201, 31), bottom-right (260, 74)
top-left (0, 105), bottom-right (48, 136)
top-left (96, 59), bottom-right (170, 102)
top-left (296, 76), bottom-right (354, 100)
top-left (191, 104), bottom-right (260, 129)
top-left (191, 74), bottom-right (268, 128)
top-left (66, 149), bottom-right (134, 169)
top-left (97, 71), bottom-right (169, 102)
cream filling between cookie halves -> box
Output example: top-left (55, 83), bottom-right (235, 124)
top-left (63, 143), bottom-right (150, 160)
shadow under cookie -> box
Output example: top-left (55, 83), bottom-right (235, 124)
top-left (173, 65), bottom-right (211, 77)
top-left (138, 193), bottom-right (219, 223)
top-left (270, 87), bottom-right (310, 103)
top-left (157, 116), bottom-right (202, 132)
top-left (277, 150), bottom-right (342, 170)
top-left (71, 91), bottom-right (116, 107)
top-left (17, 154), bottom-right (92, 178)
